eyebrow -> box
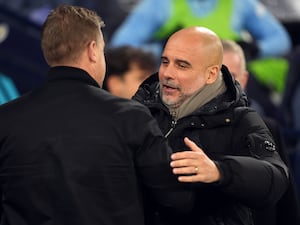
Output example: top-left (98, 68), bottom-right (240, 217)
top-left (161, 56), bottom-right (191, 66)
top-left (175, 59), bottom-right (191, 66)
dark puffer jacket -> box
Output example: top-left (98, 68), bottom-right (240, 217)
top-left (133, 65), bottom-right (289, 225)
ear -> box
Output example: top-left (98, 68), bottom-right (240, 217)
top-left (87, 40), bottom-right (98, 63)
top-left (242, 70), bottom-right (249, 86)
top-left (206, 65), bottom-right (219, 84)
top-left (106, 75), bottom-right (123, 96)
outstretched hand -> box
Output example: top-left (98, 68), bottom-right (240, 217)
top-left (170, 137), bottom-right (221, 183)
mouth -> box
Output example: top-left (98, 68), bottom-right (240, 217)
top-left (162, 81), bottom-right (178, 89)
top-left (163, 84), bottom-right (175, 89)
top-left (162, 84), bottom-right (179, 94)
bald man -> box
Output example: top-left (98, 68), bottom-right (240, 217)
top-left (133, 27), bottom-right (288, 225)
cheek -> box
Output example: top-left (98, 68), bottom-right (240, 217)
top-left (100, 55), bottom-right (106, 74)
top-left (127, 75), bottom-right (143, 91)
top-left (98, 56), bottom-right (106, 84)
top-left (181, 75), bottom-right (205, 94)
top-left (158, 67), bottom-right (164, 80)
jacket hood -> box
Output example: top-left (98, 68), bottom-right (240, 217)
top-left (133, 65), bottom-right (248, 115)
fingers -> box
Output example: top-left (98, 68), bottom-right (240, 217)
top-left (170, 137), bottom-right (221, 183)
top-left (171, 151), bottom-right (199, 161)
top-left (170, 157), bottom-right (201, 169)
top-left (170, 137), bottom-right (204, 169)
top-left (173, 166), bottom-right (206, 183)
top-left (184, 137), bottom-right (201, 152)
top-left (172, 166), bottom-right (198, 175)
top-left (171, 137), bottom-right (203, 161)
top-left (177, 175), bottom-right (200, 183)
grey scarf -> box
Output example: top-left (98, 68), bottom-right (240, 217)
top-left (167, 72), bottom-right (227, 120)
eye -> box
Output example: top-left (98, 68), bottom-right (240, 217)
top-left (161, 58), bottom-right (169, 65)
top-left (176, 61), bottom-right (190, 69)
top-left (178, 62), bottom-right (187, 68)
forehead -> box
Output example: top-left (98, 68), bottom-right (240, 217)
top-left (223, 51), bottom-right (241, 67)
top-left (163, 39), bottom-right (200, 61)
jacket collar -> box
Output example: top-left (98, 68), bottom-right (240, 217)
top-left (133, 65), bottom-right (248, 112)
top-left (47, 66), bottom-right (100, 88)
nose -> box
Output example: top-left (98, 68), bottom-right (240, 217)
top-left (159, 63), bottom-right (175, 80)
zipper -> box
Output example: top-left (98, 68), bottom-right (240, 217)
top-left (164, 119), bottom-right (177, 138)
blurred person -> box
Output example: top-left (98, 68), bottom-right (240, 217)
top-left (133, 26), bottom-right (288, 225)
top-left (0, 5), bottom-right (194, 225)
top-left (103, 45), bottom-right (157, 99)
top-left (93, 0), bottom-right (140, 41)
top-left (261, 0), bottom-right (300, 48)
top-left (110, 0), bottom-right (291, 59)
top-left (222, 39), bottom-right (300, 225)
top-left (222, 39), bottom-right (265, 115)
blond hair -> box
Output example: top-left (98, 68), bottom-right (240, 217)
top-left (221, 39), bottom-right (246, 71)
top-left (41, 5), bottom-right (105, 65)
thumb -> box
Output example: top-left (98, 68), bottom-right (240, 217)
top-left (184, 137), bottom-right (203, 153)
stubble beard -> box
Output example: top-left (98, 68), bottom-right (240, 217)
top-left (161, 90), bottom-right (189, 109)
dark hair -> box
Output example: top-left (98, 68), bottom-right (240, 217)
top-left (103, 45), bottom-right (158, 90)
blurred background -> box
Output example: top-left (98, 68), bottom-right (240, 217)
top-left (0, 0), bottom-right (299, 95)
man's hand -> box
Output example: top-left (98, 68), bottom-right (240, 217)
top-left (170, 137), bottom-right (221, 183)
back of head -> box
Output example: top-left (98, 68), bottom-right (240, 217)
top-left (41, 5), bottom-right (105, 66)
top-left (222, 40), bottom-right (246, 72)
top-left (221, 39), bottom-right (248, 89)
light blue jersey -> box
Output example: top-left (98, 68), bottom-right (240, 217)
top-left (110, 0), bottom-right (291, 58)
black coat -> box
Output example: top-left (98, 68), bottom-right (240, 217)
top-left (253, 117), bottom-right (300, 225)
top-left (0, 66), bottom-right (193, 225)
top-left (133, 66), bottom-right (289, 225)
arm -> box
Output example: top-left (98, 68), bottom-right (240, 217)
top-left (109, 0), bottom-right (171, 56)
top-left (238, 0), bottom-right (291, 57)
top-left (170, 110), bottom-right (289, 208)
top-left (130, 103), bottom-right (194, 214)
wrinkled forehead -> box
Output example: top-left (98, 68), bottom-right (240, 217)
top-left (166, 32), bottom-right (203, 52)
top-left (165, 27), bottom-right (223, 66)
top-left (163, 37), bottom-right (211, 67)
